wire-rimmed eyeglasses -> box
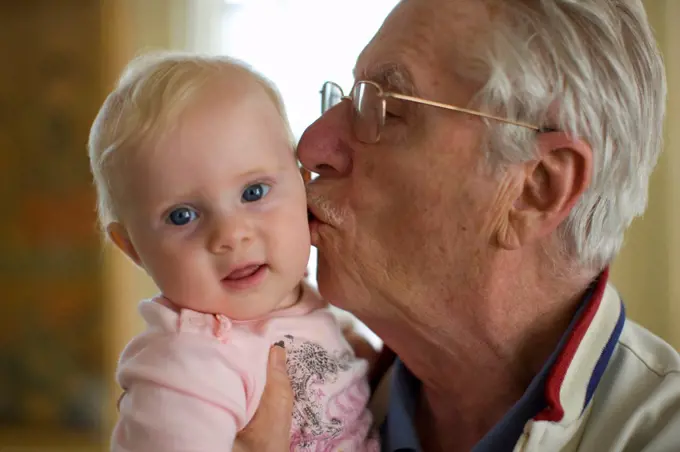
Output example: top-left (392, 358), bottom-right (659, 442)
top-left (320, 80), bottom-right (542, 144)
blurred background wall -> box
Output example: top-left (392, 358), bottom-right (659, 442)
top-left (0, 0), bottom-right (677, 450)
top-left (610, 0), bottom-right (680, 352)
top-left (0, 1), bottom-right (105, 450)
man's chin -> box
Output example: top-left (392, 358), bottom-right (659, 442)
top-left (314, 262), bottom-right (336, 298)
top-left (315, 269), bottom-right (353, 310)
top-left (309, 218), bottom-right (331, 247)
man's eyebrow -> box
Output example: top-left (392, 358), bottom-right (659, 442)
top-left (353, 63), bottom-right (417, 95)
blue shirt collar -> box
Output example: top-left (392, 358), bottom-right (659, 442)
top-left (382, 359), bottom-right (422, 451)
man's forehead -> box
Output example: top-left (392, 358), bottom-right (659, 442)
top-left (353, 63), bottom-right (416, 94)
top-left (353, 0), bottom-right (498, 89)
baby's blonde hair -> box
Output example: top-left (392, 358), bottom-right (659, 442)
top-left (88, 50), bottom-right (293, 231)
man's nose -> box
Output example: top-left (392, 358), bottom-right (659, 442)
top-left (207, 214), bottom-right (252, 254)
top-left (297, 103), bottom-right (354, 178)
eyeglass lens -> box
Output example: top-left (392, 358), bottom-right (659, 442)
top-left (320, 81), bottom-right (385, 143)
top-left (352, 82), bottom-right (384, 143)
top-left (321, 82), bottom-right (344, 114)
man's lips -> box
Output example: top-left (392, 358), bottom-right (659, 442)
top-left (307, 207), bottom-right (326, 246)
top-left (307, 203), bottom-right (328, 225)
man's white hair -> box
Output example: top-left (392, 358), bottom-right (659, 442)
top-left (471, 0), bottom-right (666, 270)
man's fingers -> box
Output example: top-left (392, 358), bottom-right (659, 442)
top-left (332, 308), bottom-right (356, 335)
top-left (235, 344), bottom-right (293, 451)
top-left (333, 311), bottom-right (378, 366)
top-left (344, 330), bottom-right (379, 367)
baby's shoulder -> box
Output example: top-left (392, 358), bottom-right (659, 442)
top-left (137, 297), bottom-right (181, 332)
top-left (124, 299), bottom-right (264, 368)
top-left (119, 299), bottom-right (267, 377)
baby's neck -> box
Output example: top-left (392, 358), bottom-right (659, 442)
top-left (275, 283), bottom-right (304, 311)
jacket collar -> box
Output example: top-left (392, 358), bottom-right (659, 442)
top-left (535, 269), bottom-right (626, 426)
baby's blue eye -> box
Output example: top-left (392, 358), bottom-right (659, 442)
top-left (167, 207), bottom-right (198, 226)
top-left (241, 183), bottom-right (271, 203)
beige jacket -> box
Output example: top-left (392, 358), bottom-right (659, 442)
top-left (370, 282), bottom-right (680, 451)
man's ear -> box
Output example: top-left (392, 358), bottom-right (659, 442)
top-left (107, 222), bottom-right (143, 267)
top-left (498, 131), bottom-right (592, 250)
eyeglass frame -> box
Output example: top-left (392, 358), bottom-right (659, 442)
top-left (320, 80), bottom-right (545, 144)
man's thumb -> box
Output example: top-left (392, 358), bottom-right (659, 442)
top-left (236, 343), bottom-right (293, 450)
top-left (262, 343), bottom-right (293, 412)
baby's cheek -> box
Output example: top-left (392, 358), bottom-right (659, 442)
top-left (269, 200), bottom-right (309, 233)
top-left (270, 210), bottom-right (310, 271)
top-left (146, 243), bottom-right (199, 287)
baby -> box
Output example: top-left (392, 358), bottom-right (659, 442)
top-left (88, 51), bottom-right (378, 451)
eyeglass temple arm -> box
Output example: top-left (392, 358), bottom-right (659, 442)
top-left (388, 93), bottom-right (542, 131)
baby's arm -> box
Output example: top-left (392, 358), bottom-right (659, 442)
top-left (111, 334), bottom-right (248, 452)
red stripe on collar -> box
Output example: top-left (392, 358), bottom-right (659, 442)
top-left (534, 268), bottom-right (610, 422)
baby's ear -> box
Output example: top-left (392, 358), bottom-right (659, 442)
top-left (107, 222), bottom-right (143, 267)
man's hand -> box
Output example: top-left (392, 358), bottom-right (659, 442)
top-left (340, 319), bottom-right (379, 369)
top-left (233, 344), bottom-right (293, 452)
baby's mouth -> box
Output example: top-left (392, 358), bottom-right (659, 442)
top-left (221, 263), bottom-right (269, 291)
top-left (224, 264), bottom-right (265, 280)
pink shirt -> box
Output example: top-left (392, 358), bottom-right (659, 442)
top-left (112, 284), bottom-right (379, 451)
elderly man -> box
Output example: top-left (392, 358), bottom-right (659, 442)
top-left (235, 0), bottom-right (680, 450)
